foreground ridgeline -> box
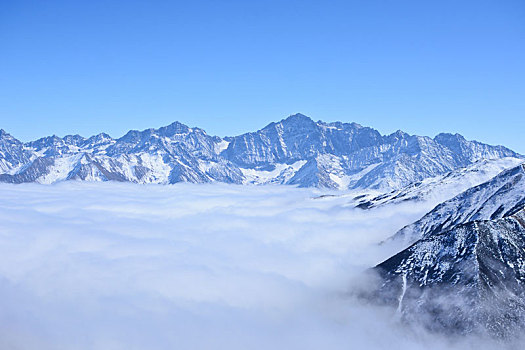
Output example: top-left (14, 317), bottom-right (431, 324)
top-left (368, 164), bottom-right (525, 338)
top-left (393, 163), bottom-right (525, 245)
top-left (0, 114), bottom-right (521, 189)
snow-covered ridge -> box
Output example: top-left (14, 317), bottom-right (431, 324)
top-left (372, 208), bottom-right (525, 337)
top-left (368, 164), bottom-right (525, 337)
top-left (0, 114), bottom-right (522, 189)
top-left (354, 157), bottom-right (524, 209)
top-left (391, 162), bottom-right (525, 245)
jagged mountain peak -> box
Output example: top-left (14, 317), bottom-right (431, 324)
top-left (434, 132), bottom-right (465, 141)
top-left (434, 132), bottom-right (469, 153)
top-left (63, 134), bottom-right (86, 146)
top-left (118, 129), bottom-right (142, 141)
top-left (26, 135), bottom-right (65, 150)
top-left (283, 113), bottom-right (313, 122)
top-left (86, 132), bottom-right (113, 142)
top-left (157, 121), bottom-right (194, 137)
top-left (265, 113), bottom-right (317, 131)
top-left (275, 115), bottom-right (365, 132)
top-left (390, 129), bottom-right (411, 138)
top-left (30, 134), bottom-right (63, 143)
top-left (317, 120), bottom-right (365, 131)
top-left (117, 121), bottom-right (204, 142)
top-left (0, 129), bottom-right (19, 142)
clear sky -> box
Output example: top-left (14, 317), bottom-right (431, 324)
top-left (1, 0), bottom-right (524, 153)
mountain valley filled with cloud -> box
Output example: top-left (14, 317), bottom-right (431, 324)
top-left (0, 180), bottom-right (523, 349)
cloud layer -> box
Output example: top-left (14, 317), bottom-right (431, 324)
top-left (0, 183), bottom-right (516, 349)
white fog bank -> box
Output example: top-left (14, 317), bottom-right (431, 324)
top-left (0, 183), bottom-right (517, 349)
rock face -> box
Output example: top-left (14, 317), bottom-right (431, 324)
top-left (373, 210), bottom-right (525, 338)
top-left (0, 114), bottom-right (521, 188)
top-left (370, 164), bottom-right (525, 337)
top-left (0, 129), bottom-right (34, 173)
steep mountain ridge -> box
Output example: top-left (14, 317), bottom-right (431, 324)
top-left (372, 208), bottom-right (525, 337)
top-left (392, 163), bottom-right (525, 245)
top-left (0, 114), bottom-right (521, 188)
top-left (354, 157), bottom-right (524, 209)
top-left (368, 164), bottom-right (525, 337)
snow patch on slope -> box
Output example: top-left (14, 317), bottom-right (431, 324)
top-left (240, 160), bottom-right (307, 185)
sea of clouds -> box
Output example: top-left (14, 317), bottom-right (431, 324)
top-left (0, 182), bottom-right (517, 349)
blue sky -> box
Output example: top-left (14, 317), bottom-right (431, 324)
top-left (1, 0), bottom-right (524, 153)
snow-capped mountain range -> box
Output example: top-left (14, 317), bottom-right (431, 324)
top-left (370, 163), bottom-right (525, 337)
top-left (0, 114), bottom-right (521, 188)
